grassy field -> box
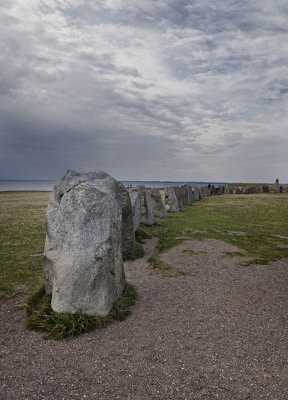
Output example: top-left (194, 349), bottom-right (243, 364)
top-left (145, 193), bottom-right (288, 270)
top-left (1, 191), bottom-right (288, 300)
top-left (0, 192), bottom-right (51, 299)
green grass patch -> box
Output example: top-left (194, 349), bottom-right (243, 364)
top-left (222, 251), bottom-right (247, 257)
top-left (144, 193), bottom-right (288, 266)
top-left (0, 192), bottom-right (51, 299)
top-left (135, 228), bottom-right (152, 243)
top-left (25, 281), bottom-right (137, 340)
top-left (123, 242), bottom-right (144, 261)
top-left (147, 253), bottom-right (185, 276)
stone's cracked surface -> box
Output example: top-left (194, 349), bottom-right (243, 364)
top-left (127, 187), bottom-right (141, 232)
top-left (118, 182), bottom-right (136, 257)
top-left (164, 187), bottom-right (179, 212)
top-left (148, 188), bottom-right (168, 218)
top-left (136, 185), bottom-right (155, 225)
top-left (44, 169), bottom-right (125, 317)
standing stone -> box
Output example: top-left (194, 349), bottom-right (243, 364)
top-left (173, 186), bottom-right (184, 208)
top-left (136, 185), bottom-right (155, 225)
top-left (201, 185), bottom-right (209, 197)
top-left (164, 187), bottom-right (179, 212)
top-left (274, 179), bottom-right (280, 193)
top-left (262, 184), bottom-right (270, 193)
top-left (43, 169), bottom-right (125, 317)
top-left (158, 188), bottom-right (165, 202)
top-left (225, 185), bottom-right (233, 194)
top-left (187, 184), bottom-right (193, 204)
top-left (209, 185), bottom-right (215, 195)
top-left (128, 188), bottom-right (141, 232)
top-left (193, 186), bottom-right (201, 201)
top-left (245, 186), bottom-right (257, 194)
top-left (180, 184), bottom-right (189, 205)
top-left (119, 183), bottom-right (136, 257)
top-left (235, 187), bottom-right (243, 194)
top-left (148, 188), bottom-right (168, 218)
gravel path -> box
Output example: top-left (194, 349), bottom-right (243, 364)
top-left (1, 238), bottom-right (287, 400)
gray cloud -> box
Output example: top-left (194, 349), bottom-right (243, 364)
top-left (0, 0), bottom-right (287, 182)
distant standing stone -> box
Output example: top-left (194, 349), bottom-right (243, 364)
top-left (201, 186), bottom-right (209, 197)
top-left (262, 184), bottom-right (270, 193)
top-left (148, 188), bottom-right (168, 218)
top-left (244, 186), bottom-right (257, 194)
top-left (186, 184), bottom-right (193, 204)
top-left (164, 187), bottom-right (179, 212)
top-left (136, 185), bottom-right (155, 225)
top-left (128, 188), bottom-right (141, 232)
top-left (274, 179), bottom-right (280, 193)
top-left (173, 186), bottom-right (184, 208)
top-left (179, 184), bottom-right (189, 205)
top-left (119, 183), bottom-right (136, 257)
top-left (43, 169), bottom-right (125, 317)
top-left (193, 186), bottom-right (201, 201)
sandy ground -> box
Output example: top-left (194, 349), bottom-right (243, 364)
top-left (0, 238), bottom-right (287, 400)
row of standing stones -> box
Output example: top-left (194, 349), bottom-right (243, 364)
top-left (43, 171), bottom-right (285, 318)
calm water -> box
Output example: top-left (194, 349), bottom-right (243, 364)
top-left (0, 180), bottom-right (228, 192)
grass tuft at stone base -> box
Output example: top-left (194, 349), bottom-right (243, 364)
top-left (25, 282), bottom-right (137, 340)
top-left (123, 242), bottom-right (144, 261)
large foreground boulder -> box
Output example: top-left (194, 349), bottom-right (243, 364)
top-left (148, 188), bottom-right (168, 218)
top-left (136, 185), bottom-right (155, 225)
top-left (119, 183), bottom-right (136, 257)
top-left (164, 187), bottom-right (179, 212)
top-left (127, 188), bottom-right (141, 232)
top-left (43, 169), bottom-right (125, 317)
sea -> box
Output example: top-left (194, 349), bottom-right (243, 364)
top-left (0, 180), bottom-right (228, 192)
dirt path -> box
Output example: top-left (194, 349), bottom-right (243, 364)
top-left (0, 238), bottom-right (287, 400)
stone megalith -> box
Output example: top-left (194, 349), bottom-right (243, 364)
top-left (274, 179), bottom-right (280, 193)
top-left (201, 185), bottom-right (209, 197)
top-left (186, 184), bottom-right (193, 204)
top-left (209, 185), bottom-right (215, 195)
top-left (173, 186), bottom-right (184, 208)
top-left (225, 185), bottom-right (233, 194)
top-left (43, 169), bottom-right (125, 317)
top-left (193, 185), bottom-right (201, 201)
top-left (127, 188), bottom-right (141, 232)
top-left (148, 188), bottom-right (168, 218)
top-left (164, 187), bottom-right (179, 212)
top-left (118, 182), bottom-right (136, 257)
top-left (136, 185), bottom-right (155, 225)
top-left (180, 184), bottom-right (189, 205)
top-left (262, 184), bottom-right (270, 193)
top-left (244, 186), bottom-right (257, 194)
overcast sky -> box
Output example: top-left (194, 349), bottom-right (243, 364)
top-left (0, 0), bottom-right (287, 182)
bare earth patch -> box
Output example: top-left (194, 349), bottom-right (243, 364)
top-left (273, 234), bottom-right (288, 240)
top-left (183, 228), bottom-right (206, 234)
top-left (227, 231), bottom-right (246, 236)
top-left (0, 238), bottom-right (287, 399)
